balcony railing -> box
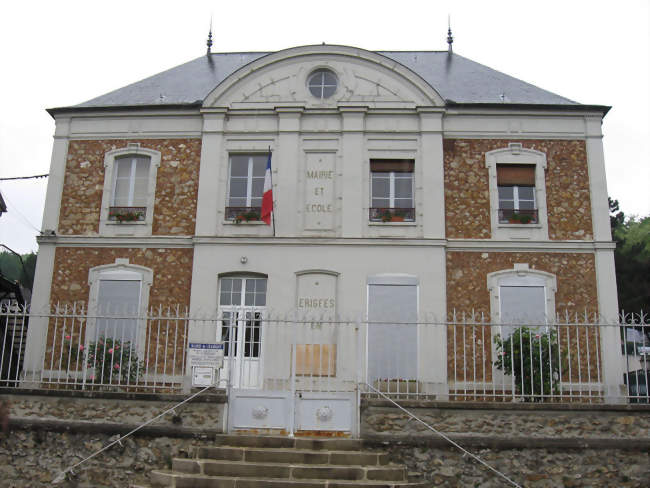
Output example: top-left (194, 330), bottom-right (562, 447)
top-left (225, 206), bottom-right (262, 222)
top-left (369, 207), bottom-right (415, 222)
top-left (108, 206), bottom-right (146, 222)
top-left (498, 208), bottom-right (538, 224)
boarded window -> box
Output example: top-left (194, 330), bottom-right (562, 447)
top-left (500, 285), bottom-right (546, 337)
top-left (96, 279), bottom-right (141, 343)
top-left (295, 344), bottom-right (337, 376)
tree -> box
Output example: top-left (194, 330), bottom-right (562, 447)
top-left (0, 251), bottom-right (36, 290)
top-left (609, 198), bottom-right (650, 313)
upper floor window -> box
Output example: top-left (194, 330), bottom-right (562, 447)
top-left (369, 159), bottom-right (415, 223)
top-left (485, 144), bottom-right (548, 240)
top-left (111, 155), bottom-right (151, 222)
top-left (99, 145), bottom-right (161, 236)
top-left (226, 154), bottom-right (266, 222)
top-left (497, 164), bottom-right (537, 224)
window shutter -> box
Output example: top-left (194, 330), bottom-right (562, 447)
top-left (370, 159), bottom-right (414, 173)
top-left (497, 164), bottom-right (535, 185)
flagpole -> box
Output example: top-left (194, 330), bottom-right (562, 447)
top-left (269, 146), bottom-right (276, 237)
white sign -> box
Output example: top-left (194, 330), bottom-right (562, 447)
top-left (192, 366), bottom-right (215, 387)
top-left (188, 343), bottom-right (224, 368)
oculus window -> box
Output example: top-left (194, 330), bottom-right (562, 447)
top-left (307, 69), bottom-right (338, 99)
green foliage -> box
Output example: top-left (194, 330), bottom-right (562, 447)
top-left (86, 336), bottom-right (143, 384)
top-left (0, 251), bottom-right (36, 290)
top-left (493, 327), bottom-right (563, 401)
top-left (60, 335), bottom-right (143, 385)
top-left (609, 198), bottom-right (650, 313)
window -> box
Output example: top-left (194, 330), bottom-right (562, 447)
top-left (369, 159), bottom-right (415, 222)
top-left (487, 264), bottom-right (556, 337)
top-left (87, 260), bottom-right (152, 350)
top-left (497, 164), bottom-right (537, 224)
top-left (485, 144), bottom-right (548, 240)
top-left (99, 145), bottom-right (160, 236)
top-left (307, 69), bottom-right (338, 99)
top-left (225, 154), bottom-right (266, 222)
top-left (110, 155), bottom-right (151, 222)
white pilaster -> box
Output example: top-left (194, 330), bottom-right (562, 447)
top-left (585, 114), bottom-right (625, 401)
top-left (195, 109), bottom-right (227, 236)
top-left (419, 109), bottom-right (445, 239)
top-left (276, 108), bottom-right (302, 237)
top-left (41, 118), bottom-right (70, 233)
top-left (21, 240), bottom-right (56, 384)
top-left (340, 107), bottom-right (367, 237)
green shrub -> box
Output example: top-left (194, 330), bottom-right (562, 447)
top-left (494, 326), bottom-right (564, 401)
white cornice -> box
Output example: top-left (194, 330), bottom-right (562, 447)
top-left (37, 235), bottom-right (616, 252)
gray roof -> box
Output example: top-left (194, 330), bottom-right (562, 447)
top-left (70, 49), bottom-right (583, 110)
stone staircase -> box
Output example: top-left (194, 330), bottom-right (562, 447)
top-left (142, 435), bottom-right (428, 487)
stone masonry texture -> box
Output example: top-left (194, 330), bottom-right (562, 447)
top-left (446, 251), bottom-right (598, 383)
top-left (443, 139), bottom-right (593, 240)
top-left (58, 139), bottom-right (201, 236)
top-left (46, 247), bottom-right (194, 374)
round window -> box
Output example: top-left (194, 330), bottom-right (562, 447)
top-left (307, 69), bottom-right (338, 99)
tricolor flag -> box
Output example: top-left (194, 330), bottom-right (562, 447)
top-left (261, 151), bottom-right (273, 225)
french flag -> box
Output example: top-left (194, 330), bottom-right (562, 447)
top-left (261, 151), bottom-right (273, 225)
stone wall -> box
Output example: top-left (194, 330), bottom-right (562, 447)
top-left (362, 401), bottom-right (650, 487)
top-left (58, 139), bottom-right (201, 236)
top-left (443, 139), bottom-right (593, 240)
top-left (6, 391), bottom-right (225, 430)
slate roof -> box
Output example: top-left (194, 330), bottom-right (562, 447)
top-left (63, 48), bottom-right (590, 111)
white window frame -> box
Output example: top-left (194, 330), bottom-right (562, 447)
top-left (99, 144), bottom-right (161, 236)
top-left (87, 259), bottom-right (153, 358)
top-left (369, 163), bottom-right (415, 222)
top-left (225, 154), bottom-right (266, 221)
top-left (487, 264), bottom-right (557, 329)
top-left (485, 143), bottom-right (548, 239)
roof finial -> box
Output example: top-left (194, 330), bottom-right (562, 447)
top-left (206, 17), bottom-right (213, 55)
top-left (447, 15), bottom-right (453, 54)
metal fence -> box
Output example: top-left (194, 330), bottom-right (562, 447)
top-left (1, 304), bottom-right (648, 403)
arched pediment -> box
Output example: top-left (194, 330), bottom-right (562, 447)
top-left (203, 45), bottom-right (444, 109)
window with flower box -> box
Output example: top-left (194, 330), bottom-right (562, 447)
top-left (369, 159), bottom-right (415, 223)
top-left (225, 154), bottom-right (266, 222)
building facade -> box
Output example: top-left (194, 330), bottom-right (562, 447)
top-left (24, 45), bottom-right (624, 428)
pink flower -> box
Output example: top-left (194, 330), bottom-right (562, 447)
top-left (89, 375), bottom-right (95, 380)
top-left (65, 335), bottom-right (71, 340)
top-left (79, 345), bottom-right (84, 351)
top-left (114, 363), bottom-right (120, 369)
top-left (108, 348), bottom-right (114, 354)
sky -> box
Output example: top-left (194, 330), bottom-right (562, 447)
top-left (0, 0), bottom-right (648, 253)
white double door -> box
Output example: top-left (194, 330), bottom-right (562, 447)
top-left (218, 277), bottom-right (266, 389)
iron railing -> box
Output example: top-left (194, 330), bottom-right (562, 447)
top-left (225, 206), bottom-right (262, 222)
top-left (108, 206), bottom-right (146, 222)
top-left (498, 208), bottom-right (538, 224)
top-left (1, 305), bottom-right (647, 403)
top-left (369, 207), bottom-right (415, 222)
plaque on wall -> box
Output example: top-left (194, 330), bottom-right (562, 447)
top-left (303, 152), bottom-right (336, 231)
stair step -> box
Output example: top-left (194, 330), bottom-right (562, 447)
top-left (196, 446), bottom-right (389, 466)
top-left (172, 459), bottom-right (406, 482)
top-left (151, 470), bottom-right (429, 488)
top-left (210, 435), bottom-right (363, 451)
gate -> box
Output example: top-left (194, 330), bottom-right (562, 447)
top-left (226, 315), bottom-right (359, 436)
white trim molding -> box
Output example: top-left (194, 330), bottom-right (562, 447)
top-left (487, 263), bottom-right (557, 324)
top-left (485, 143), bottom-right (549, 241)
top-left (87, 259), bottom-right (153, 356)
top-left (99, 144), bottom-right (161, 237)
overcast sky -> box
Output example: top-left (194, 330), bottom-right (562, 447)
top-left (0, 0), bottom-right (648, 253)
